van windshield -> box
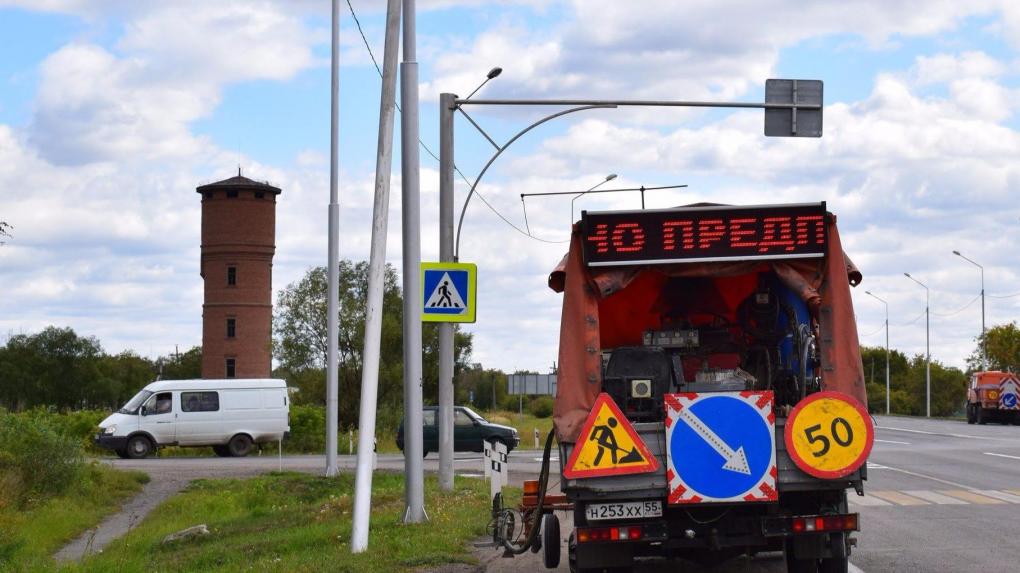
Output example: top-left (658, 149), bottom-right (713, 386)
top-left (119, 390), bottom-right (153, 414)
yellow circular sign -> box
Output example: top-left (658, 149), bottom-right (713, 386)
top-left (784, 391), bottom-right (874, 479)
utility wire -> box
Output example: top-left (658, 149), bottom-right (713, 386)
top-left (345, 0), bottom-right (567, 245)
top-left (894, 309), bottom-right (927, 327)
top-left (989, 292), bottom-right (1020, 299)
top-left (932, 294), bottom-right (981, 318)
top-left (858, 324), bottom-right (886, 337)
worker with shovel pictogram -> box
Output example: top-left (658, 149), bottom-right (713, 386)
top-left (590, 417), bottom-right (643, 466)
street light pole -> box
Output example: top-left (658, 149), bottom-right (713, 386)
top-left (904, 273), bottom-right (931, 417)
top-left (865, 291), bottom-right (890, 415)
top-left (324, 0), bottom-right (341, 478)
top-left (570, 174), bottom-right (618, 224)
top-left (953, 250), bottom-right (986, 368)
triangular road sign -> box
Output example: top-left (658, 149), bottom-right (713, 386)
top-left (424, 272), bottom-right (466, 310)
top-left (563, 393), bottom-right (659, 479)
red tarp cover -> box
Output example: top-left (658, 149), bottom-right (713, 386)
top-left (548, 215), bottom-right (865, 442)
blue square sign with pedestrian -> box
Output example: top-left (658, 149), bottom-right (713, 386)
top-left (420, 262), bottom-right (477, 323)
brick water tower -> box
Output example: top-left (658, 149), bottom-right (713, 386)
top-left (196, 171), bottom-right (281, 379)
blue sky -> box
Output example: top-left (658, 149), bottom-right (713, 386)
top-left (1, 0), bottom-right (1019, 375)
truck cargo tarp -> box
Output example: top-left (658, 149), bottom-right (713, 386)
top-left (548, 215), bottom-right (865, 443)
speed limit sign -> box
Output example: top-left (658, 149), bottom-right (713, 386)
top-left (784, 391), bottom-right (874, 479)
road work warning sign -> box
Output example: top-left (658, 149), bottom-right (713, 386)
top-left (563, 393), bottom-right (658, 479)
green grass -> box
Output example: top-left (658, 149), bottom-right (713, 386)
top-left (0, 464), bottom-right (149, 570)
top-left (69, 471), bottom-right (493, 573)
top-left (484, 411), bottom-right (554, 449)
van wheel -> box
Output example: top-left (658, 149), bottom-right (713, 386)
top-left (212, 445), bottom-right (231, 457)
top-left (227, 434), bottom-right (254, 457)
top-left (125, 436), bottom-right (153, 459)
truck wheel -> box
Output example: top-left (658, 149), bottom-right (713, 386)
top-left (976, 406), bottom-right (987, 425)
top-left (785, 540), bottom-right (818, 573)
top-left (542, 513), bottom-right (561, 568)
top-left (820, 556), bottom-right (848, 573)
top-left (966, 404), bottom-right (976, 424)
top-left (228, 434), bottom-right (254, 457)
top-left (125, 435), bottom-right (153, 459)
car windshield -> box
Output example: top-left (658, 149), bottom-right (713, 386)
top-left (118, 390), bottom-right (153, 414)
top-left (462, 407), bottom-right (486, 423)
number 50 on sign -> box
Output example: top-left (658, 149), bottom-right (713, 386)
top-left (784, 391), bottom-right (874, 479)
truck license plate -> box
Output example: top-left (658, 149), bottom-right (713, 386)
top-left (586, 501), bottom-right (662, 521)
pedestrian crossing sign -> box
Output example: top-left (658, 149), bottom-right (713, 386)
top-left (563, 393), bottom-right (659, 479)
top-left (420, 262), bottom-right (477, 323)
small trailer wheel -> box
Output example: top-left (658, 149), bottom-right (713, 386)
top-left (542, 513), bottom-right (561, 568)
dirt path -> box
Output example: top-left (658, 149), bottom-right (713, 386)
top-left (54, 477), bottom-right (190, 562)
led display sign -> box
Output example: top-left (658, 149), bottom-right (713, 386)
top-left (581, 203), bottom-right (828, 267)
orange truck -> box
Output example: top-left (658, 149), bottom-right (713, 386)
top-left (966, 371), bottom-right (1020, 425)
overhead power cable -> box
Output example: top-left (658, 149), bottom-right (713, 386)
top-left (858, 324), bottom-right (886, 338)
top-left (894, 309), bottom-right (927, 327)
top-left (345, 0), bottom-right (567, 245)
top-left (932, 294), bottom-right (981, 318)
top-left (988, 292), bottom-right (1020, 299)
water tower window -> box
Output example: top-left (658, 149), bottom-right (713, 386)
top-left (255, 192), bottom-right (265, 199)
top-left (227, 266), bottom-right (236, 286)
top-left (226, 190), bottom-right (239, 198)
top-left (226, 318), bottom-right (236, 338)
top-left (225, 358), bottom-right (236, 378)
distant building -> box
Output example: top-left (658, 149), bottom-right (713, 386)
top-left (196, 172), bottom-right (281, 379)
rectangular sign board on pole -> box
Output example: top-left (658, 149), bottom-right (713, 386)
top-left (420, 262), bottom-right (477, 323)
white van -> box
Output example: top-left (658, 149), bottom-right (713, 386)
top-left (95, 378), bottom-right (290, 459)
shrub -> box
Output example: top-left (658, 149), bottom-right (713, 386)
top-left (0, 412), bottom-right (84, 504)
top-left (528, 396), bottom-right (554, 418)
top-left (285, 404), bottom-right (325, 454)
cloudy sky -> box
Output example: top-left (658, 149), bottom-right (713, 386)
top-left (1, 0), bottom-right (1018, 377)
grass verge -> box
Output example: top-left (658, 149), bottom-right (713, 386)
top-left (0, 463), bottom-right (148, 570)
top-left (71, 471), bottom-right (493, 573)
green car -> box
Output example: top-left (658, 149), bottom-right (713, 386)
top-left (396, 406), bottom-right (520, 456)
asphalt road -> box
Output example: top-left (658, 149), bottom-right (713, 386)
top-left (103, 415), bottom-right (1020, 572)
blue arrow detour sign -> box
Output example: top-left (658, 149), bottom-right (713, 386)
top-left (665, 391), bottom-right (777, 504)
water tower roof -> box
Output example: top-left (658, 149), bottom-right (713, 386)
top-left (197, 174), bottom-right (281, 195)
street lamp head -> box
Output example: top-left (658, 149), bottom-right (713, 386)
top-left (952, 250), bottom-right (961, 256)
top-left (903, 272), bottom-right (911, 278)
top-left (865, 290), bottom-right (872, 295)
top-left (486, 67), bottom-right (503, 80)
top-left (605, 174), bottom-right (618, 181)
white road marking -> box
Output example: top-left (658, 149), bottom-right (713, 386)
top-left (849, 494), bottom-right (892, 506)
top-left (874, 439), bottom-right (910, 445)
top-left (866, 462), bottom-right (888, 469)
top-left (902, 490), bottom-right (968, 505)
top-left (849, 562), bottom-right (866, 573)
top-left (876, 464), bottom-right (976, 490)
top-left (534, 456), bottom-right (559, 462)
top-left (983, 452), bottom-right (1020, 461)
top-left (976, 489), bottom-right (1020, 504)
top-left (879, 426), bottom-right (1012, 441)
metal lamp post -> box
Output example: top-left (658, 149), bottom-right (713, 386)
top-left (570, 174), bottom-right (617, 224)
top-left (952, 250), bottom-right (986, 368)
top-left (904, 273), bottom-right (931, 417)
top-left (865, 290), bottom-right (890, 415)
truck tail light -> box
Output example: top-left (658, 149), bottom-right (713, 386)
top-left (576, 525), bottom-right (644, 543)
top-left (523, 480), bottom-right (539, 495)
top-left (788, 513), bottom-right (859, 535)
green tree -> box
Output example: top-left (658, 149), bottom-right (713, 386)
top-left (96, 351), bottom-right (156, 409)
top-left (0, 221), bottom-right (10, 245)
top-left (456, 363), bottom-right (508, 410)
top-left (154, 346), bottom-right (202, 380)
top-left (967, 322), bottom-right (1020, 373)
top-left (273, 262), bottom-right (473, 428)
top-left (0, 327), bottom-right (108, 410)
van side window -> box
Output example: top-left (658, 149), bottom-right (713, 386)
top-left (423, 410), bottom-right (436, 426)
top-left (144, 392), bottom-right (172, 415)
top-left (182, 392), bottom-right (220, 413)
